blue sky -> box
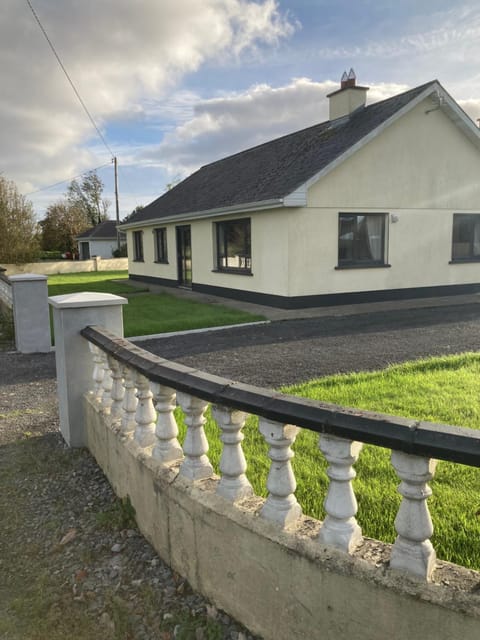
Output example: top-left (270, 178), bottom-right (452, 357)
top-left (3, 0), bottom-right (480, 219)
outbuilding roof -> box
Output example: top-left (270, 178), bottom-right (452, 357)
top-left (123, 79), bottom-right (479, 228)
top-left (76, 220), bottom-right (119, 240)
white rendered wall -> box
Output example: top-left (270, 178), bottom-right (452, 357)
top-left (287, 97), bottom-right (480, 297)
top-left (88, 239), bottom-right (117, 259)
top-left (127, 226), bottom-right (178, 282)
top-left (127, 210), bottom-right (292, 297)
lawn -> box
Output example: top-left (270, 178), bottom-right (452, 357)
top-left (178, 353), bottom-right (480, 570)
top-left (47, 271), bottom-right (265, 336)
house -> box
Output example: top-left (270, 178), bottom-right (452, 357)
top-left (76, 220), bottom-right (125, 260)
top-left (120, 71), bottom-right (480, 308)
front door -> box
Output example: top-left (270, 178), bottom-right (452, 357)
top-left (176, 225), bottom-right (192, 288)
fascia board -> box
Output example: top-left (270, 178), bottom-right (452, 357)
top-left (118, 198), bottom-right (287, 230)
top-left (434, 85), bottom-right (480, 148)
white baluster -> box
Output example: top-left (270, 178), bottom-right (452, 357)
top-left (107, 356), bottom-right (124, 424)
top-left (134, 373), bottom-right (156, 448)
top-left (151, 383), bottom-right (183, 463)
top-left (100, 351), bottom-right (113, 414)
top-left (390, 451), bottom-right (437, 580)
top-left (259, 418), bottom-right (302, 527)
top-left (121, 366), bottom-right (137, 435)
top-left (318, 435), bottom-right (363, 552)
top-left (88, 343), bottom-right (104, 402)
top-left (177, 392), bottom-right (213, 481)
top-left (212, 405), bottom-right (253, 502)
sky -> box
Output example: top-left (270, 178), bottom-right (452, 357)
top-left (3, 0), bottom-right (480, 220)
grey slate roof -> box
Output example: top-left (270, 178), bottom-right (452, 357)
top-left (127, 81), bottom-right (437, 226)
top-left (76, 220), bottom-right (120, 240)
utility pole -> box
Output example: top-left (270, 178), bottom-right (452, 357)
top-left (113, 156), bottom-right (121, 251)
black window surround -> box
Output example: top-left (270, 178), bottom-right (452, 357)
top-left (337, 212), bottom-right (388, 268)
top-left (153, 227), bottom-right (168, 264)
top-left (451, 213), bottom-right (480, 263)
top-left (215, 218), bottom-right (252, 274)
top-left (133, 230), bottom-right (144, 262)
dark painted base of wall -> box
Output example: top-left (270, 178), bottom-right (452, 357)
top-left (129, 274), bottom-right (480, 309)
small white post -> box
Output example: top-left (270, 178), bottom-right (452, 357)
top-left (318, 435), bottom-right (363, 553)
top-left (10, 274), bottom-right (51, 353)
top-left (108, 356), bottom-right (124, 424)
top-left (100, 351), bottom-right (113, 414)
top-left (88, 343), bottom-right (104, 403)
top-left (133, 373), bottom-right (157, 448)
top-left (390, 451), bottom-right (437, 580)
top-left (177, 392), bottom-right (213, 481)
top-left (48, 292), bottom-right (127, 447)
top-left (151, 383), bottom-right (183, 464)
top-left (259, 418), bottom-right (302, 527)
top-left (212, 405), bottom-right (253, 502)
top-left (121, 366), bottom-right (137, 435)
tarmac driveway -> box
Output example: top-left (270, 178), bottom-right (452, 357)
top-left (139, 300), bottom-right (480, 388)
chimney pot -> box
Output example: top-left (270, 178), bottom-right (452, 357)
top-left (341, 68), bottom-right (357, 90)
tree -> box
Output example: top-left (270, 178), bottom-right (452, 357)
top-left (40, 201), bottom-right (90, 254)
top-left (121, 204), bottom-right (144, 224)
top-left (67, 170), bottom-right (110, 226)
top-left (0, 176), bottom-right (39, 263)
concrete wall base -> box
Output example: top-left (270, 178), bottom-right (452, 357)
top-left (85, 398), bottom-right (480, 640)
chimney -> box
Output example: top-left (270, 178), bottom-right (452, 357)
top-left (327, 68), bottom-right (369, 121)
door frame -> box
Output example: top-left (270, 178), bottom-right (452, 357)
top-left (176, 225), bottom-right (192, 288)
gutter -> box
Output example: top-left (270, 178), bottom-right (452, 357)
top-left (118, 197), bottom-right (303, 231)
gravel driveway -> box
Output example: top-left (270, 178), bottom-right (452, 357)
top-left (139, 299), bottom-right (480, 387)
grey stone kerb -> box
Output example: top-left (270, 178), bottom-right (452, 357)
top-left (10, 273), bottom-right (51, 353)
top-left (48, 292), bottom-right (127, 447)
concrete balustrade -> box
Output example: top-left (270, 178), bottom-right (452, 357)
top-left (48, 293), bottom-right (480, 640)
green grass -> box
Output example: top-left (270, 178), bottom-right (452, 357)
top-left (47, 271), bottom-right (264, 337)
top-left (175, 353), bottom-right (480, 570)
top-left (122, 292), bottom-right (264, 336)
top-left (47, 270), bottom-right (140, 297)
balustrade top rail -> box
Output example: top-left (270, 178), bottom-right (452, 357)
top-left (81, 324), bottom-right (480, 467)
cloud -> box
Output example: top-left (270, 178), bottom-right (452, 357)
top-left (140, 78), bottom-right (411, 176)
top-left (312, 3), bottom-right (480, 62)
top-left (1, 0), bottom-right (295, 194)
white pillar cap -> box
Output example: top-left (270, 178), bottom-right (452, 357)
top-left (49, 292), bottom-right (128, 309)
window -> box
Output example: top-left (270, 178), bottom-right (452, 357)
top-left (133, 230), bottom-right (144, 262)
top-left (452, 214), bottom-right (480, 262)
top-left (215, 218), bottom-right (251, 273)
top-left (338, 213), bottom-right (387, 267)
top-left (154, 227), bottom-right (168, 263)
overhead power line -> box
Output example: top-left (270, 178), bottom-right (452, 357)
top-left (25, 163), bottom-right (112, 196)
top-left (25, 0), bottom-right (114, 158)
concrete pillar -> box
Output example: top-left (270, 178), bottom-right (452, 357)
top-left (48, 292), bottom-right (127, 447)
top-left (10, 273), bottom-right (51, 353)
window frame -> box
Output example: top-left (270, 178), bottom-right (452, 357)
top-left (337, 212), bottom-right (388, 269)
top-left (132, 230), bottom-right (144, 262)
top-left (214, 218), bottom-right (252, 274)
top-left (451, 213), bottom-right (480, 263)
top-left (153, 227), bottom-right (168, 264)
